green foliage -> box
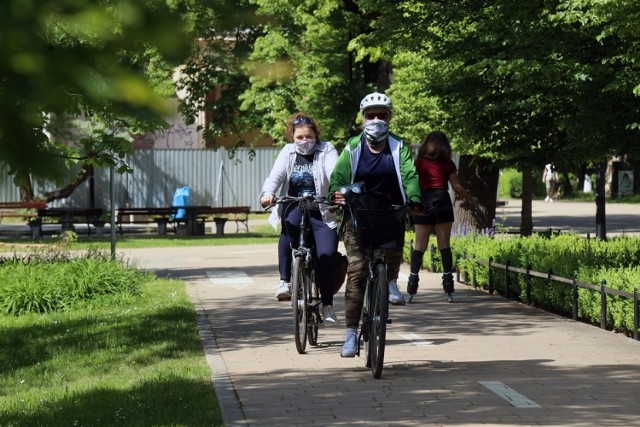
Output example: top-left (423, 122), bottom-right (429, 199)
top-left (238, 0), bottom-right (369, 145)
top-left (447, 232), bottom-right (640, 336)
top-left (499, 168), bottom-right (546, 199)
top-left (0, 0), bottom-right (194, 191)
top-left (0, 250), bottom-right (151, 314)
top-left (350, 0), bottom-right (640, 174)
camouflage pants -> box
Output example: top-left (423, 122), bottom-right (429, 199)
top-left (341, 218), bottom-right (404, 328)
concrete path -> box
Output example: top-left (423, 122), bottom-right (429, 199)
top-left (120, 238), bottom-right (640, 427)
top-left (498, 199), bottom-right (640, 236)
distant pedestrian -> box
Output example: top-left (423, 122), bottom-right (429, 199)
top-left (542, 163), bottom-right (558, 202)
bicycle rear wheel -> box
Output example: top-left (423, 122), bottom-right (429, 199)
top-left (366, 262), bottom-right (388, 379)
top-left (291, 256), bottom-right (308, 354)
top-left (307, 273), bottom-right (319, 346)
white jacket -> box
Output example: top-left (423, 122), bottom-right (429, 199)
top-left (259, 141), bottom-right (338, 229)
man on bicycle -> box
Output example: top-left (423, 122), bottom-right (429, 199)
top-left (329, 92), bottom-right (421, 357)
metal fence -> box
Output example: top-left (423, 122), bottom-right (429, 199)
top-left (0, 148), bottom-right (281, 212)
top-left (457, 254), bottom-right (640, 341)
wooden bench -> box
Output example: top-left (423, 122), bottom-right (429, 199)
top-left (191, 206), bottom-right (251, 236)
top-left (0, 201), bottom-right (47, 223)
top-left (115, 207), bottom-right (178, 235)
top-left (37, 208), bottom-right (104, 234)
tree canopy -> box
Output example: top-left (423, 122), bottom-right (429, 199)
top-left (3, 0), bottom-right (638, 211)
top-left (0, 0), bottom-right (194, 198)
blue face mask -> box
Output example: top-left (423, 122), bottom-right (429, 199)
top-left (363, 119), bottom-right (389, 145)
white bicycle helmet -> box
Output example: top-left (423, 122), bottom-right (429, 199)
top-left (359, 92), bottom-right (393, 114)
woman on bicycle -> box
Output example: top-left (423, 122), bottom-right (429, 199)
top-left (408, 131), bottom-right (478, 302)
top-left (259, 113), bottom-right (340, 325)
top-left (329, 92), bottom-right (421, 357)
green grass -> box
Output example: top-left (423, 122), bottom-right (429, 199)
top-left (0, 224), bottom-right (279, 251)
top-left (0, 276), bottom-right (222, 426)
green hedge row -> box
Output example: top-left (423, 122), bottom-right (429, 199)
top-left (405, 232), bottom-right (640, 336)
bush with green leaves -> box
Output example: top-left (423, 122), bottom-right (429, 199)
top-left (498, 168), bottom-right (546, 199)
top-left (407, 231), bottom-right (640, 336)
top-left (0, 250), bottom-right (151, 315)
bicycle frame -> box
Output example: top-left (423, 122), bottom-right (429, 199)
top-left (271, 194), bottom-right (325, 354)
top-left (339, 198), bottom-right (405, 379)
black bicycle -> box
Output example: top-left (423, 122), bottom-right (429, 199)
top-left (338, 182), bottom-right (408, 378)
top-left (269, 194), bottom-right (328, 354)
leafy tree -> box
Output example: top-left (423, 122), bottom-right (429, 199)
top-left (178, 0), bottom-right (377, 149)
top-left (349, 0), bottom-right (639, 232)
top-left (0, 0), bottom-right (194, 201)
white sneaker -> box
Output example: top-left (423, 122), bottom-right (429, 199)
top-left (447, 292), bottom-right (454, 303)
top-left (388, 280), bottom-right (406, 305)
top-left (340, 328), bottom-right (357, 357)
top-left (544, 196), bottom-right (550, 202)
top-left (549, 198), bottom-right (554, 202)
top-left (321, 305), bottom-right (337, 326)
top-left (275, 280), bottom-right (291, 301)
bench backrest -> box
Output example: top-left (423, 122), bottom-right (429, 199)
top-left (0, 201), bottom-right (47, 210)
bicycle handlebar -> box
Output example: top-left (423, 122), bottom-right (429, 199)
top-left (264, 194), bottom-right (333, 211)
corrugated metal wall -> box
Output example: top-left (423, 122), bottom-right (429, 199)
top-left (0, 148), bottom-right (281, 212)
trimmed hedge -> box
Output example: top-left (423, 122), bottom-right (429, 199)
top-left (406, 232), bottom-right (640, 336)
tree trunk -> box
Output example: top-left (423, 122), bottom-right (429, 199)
top-left (453, 155), bottom-right (499, 231)
top-left (15, 172), bottom-right (35, 201)
top-left (41, 163), bottom-right (95, 203)
top-left (577, 162), bottom-right (586, 194)
top-left (520, 168), bottom-right (533, 236)
top-left (560, 171), bottom-right (573, 197)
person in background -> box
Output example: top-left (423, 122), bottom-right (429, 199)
top-left (329, 92), bottom-right (422, 357)
top-left (408, 131), bottom-right (478, 303)
top-left (259, 113), bottom-right (340, 325)
top-left (542, 163), bottom-right (558, 202)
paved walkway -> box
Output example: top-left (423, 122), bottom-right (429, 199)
top-left (119, 201), bottom-right (640, 427)
top-left (3, 200), bottom-right (636, 425)
top-left (497, 198), bottom-right (640, 236)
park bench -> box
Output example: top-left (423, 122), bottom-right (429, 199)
top-left (37, 207), bottom-right (104, 234)
top-left (189, 206), bottom-right (251, 236)
top-left (0, 201), bottom-right (47, 223)
top-left (115, 207), bottom-right (178, 235)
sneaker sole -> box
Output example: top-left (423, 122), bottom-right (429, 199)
top-left (389, 299), bottom-right (406, 306)
top-left (340, 351), bottom-right (357, 358)
top-left (322, 319), bottom-right (337, 326)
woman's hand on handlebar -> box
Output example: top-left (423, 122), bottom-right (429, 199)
top-left (260, 195), bottom-right (274, 208)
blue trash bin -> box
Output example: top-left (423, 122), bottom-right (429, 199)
top-left (173, 186), bottom-right (191, 220)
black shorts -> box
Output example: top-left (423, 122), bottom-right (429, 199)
top-left (412, 189), bottom-right (454, 225)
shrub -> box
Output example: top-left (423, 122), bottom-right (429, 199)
top-left (0, 250), bottom-right (152, 315)
top-left (433, 232), bottom-right (640, 336)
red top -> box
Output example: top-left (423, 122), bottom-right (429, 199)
top-left (415, 158), bottom-right (457, 190)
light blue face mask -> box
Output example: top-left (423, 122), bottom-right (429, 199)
top-left (363, 119), bottom-right (389, 145)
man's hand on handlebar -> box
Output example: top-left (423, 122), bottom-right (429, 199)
top-left (331, 191), bottom-right (345, 204)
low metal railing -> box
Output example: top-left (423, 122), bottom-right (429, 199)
top-left (457, 253), bottom-right (640, 341)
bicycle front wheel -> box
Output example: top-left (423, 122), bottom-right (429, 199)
top-left (291, 256), bottom-right (308, 354)
top-left (367, 262), bottom-right (388, 379)
top-left (307, 272), bottom-right (320, 346)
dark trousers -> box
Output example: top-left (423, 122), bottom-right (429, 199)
top-left (278, 203), bottom-right (338, 306)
